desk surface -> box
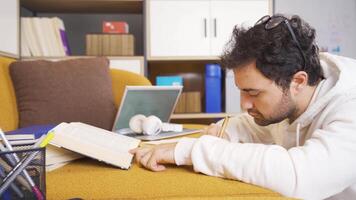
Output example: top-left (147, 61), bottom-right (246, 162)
top-left (46, 124), bottom-right (289, 199)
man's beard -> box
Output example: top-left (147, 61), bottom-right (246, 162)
top-left (248, 91), bottom-right (297, 126)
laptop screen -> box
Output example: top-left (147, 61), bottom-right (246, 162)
top-left (112, 86), bottom-right (182, 133)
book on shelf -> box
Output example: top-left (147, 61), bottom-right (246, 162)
top-left (21, 17), bottom-right (40, 56)
top-left (20, 17), bottom-right (71, 57)
top-left (50, 122), bottom-right (140, 169)
top-left (53, 17), bottom-right (71, 56)
top-left (186, 91), bottom-right (202, 113)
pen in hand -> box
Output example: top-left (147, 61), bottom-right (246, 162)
top-left (217, 117), bottom-right (229, 138)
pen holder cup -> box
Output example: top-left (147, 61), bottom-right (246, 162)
top-left (0, 146), bottom-right (46, 199)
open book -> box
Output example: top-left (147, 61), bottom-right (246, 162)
top-left (50, 122), bottom-right (140, 169)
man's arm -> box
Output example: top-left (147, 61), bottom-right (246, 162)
top-left (175, 100), bottom-right (356, 199)
top-left (132, 99), bottom-right (356, 199)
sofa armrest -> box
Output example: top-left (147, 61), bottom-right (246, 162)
top-left (110, 69), bottom-right (151, 107)
top-left (0, 57), bottom-right (18, 131)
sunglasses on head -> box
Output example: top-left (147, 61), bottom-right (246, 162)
top-left (255, 15), bottom-right (307, 70)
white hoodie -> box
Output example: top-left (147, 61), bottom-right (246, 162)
top-left (174, 53), bottom-right (356, 200)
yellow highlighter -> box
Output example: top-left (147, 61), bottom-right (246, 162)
top-left (39, 131), bottom-right (55, 148)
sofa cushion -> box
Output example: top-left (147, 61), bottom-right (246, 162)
top-left (10, 57), bottom-right (116, 130)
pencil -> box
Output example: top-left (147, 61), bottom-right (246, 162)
top-left (217, 117), bottom-right (229, 138)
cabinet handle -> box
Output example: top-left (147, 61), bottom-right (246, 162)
top-left (214, 18), bottom-right (217, 37)
top-left (204, 18), bottom-right (207, 38)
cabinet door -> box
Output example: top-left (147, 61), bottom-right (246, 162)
top-left (210, 0), bottom-right (270, 56)
top-left (109, 57), bottom-right (144, 75)
top-left (149, 0), bottom-right (210, 57)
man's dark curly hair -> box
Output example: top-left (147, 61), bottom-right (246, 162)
top-left (221, 14), bottom-right (324, 90)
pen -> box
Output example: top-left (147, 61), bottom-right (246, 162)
top-left (0, 158), bottom-right (31, 191)
top-left (217, 117), bottom-right (229, 138)
top-left (0, 129), bottom-right (53, 199)
top-left (0, 164), bottom-right (24, 198)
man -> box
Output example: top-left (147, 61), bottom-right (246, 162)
top-left (130, 14), bottom-right (356, 199)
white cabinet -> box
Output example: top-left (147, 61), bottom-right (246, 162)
top-left (148, 0), bottom-right (270, 59)
top-left (148, 0), bottom-right (211, 57)
top-left (210, 0), bottom-right (270, 56)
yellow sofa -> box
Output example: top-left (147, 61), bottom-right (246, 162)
top-left (0, 57), bottom-right (285, 199)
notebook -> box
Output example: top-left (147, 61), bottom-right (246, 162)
top-left (112, 86), bottom-right (200, 141)
top-left (50, 122), bottom-right (140, 169)
top-left (4, 124), bottom-right (57, 145)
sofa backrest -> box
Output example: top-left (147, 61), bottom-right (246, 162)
top-left (0, 57), bottom-right (151, 131)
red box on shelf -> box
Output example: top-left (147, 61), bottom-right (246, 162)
top-left (102, 21), bottom-right (129, 34)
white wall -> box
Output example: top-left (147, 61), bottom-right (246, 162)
top-left (0, 0), bottom-right (19, 58)
top-left (275, 0), bottom-right (356, 59)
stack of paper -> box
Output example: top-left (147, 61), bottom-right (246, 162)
top-left (45, 145), bottom-right (83, 172)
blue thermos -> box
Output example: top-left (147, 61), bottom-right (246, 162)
top-left (205, 64), bottom-right (222, 113)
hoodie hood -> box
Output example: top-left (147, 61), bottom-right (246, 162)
top-left (291, 53), bottom-right (356, 129)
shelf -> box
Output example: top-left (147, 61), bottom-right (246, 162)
top-left (148, 56), bottom-right (220, 61)
top-left (20, 56), bottom-right (145, 75)
top-left (20, 0), bottom-right (143, 14)
top-left (21, 55), bottom-right (144, 60)
top-left (171, 113), bottom-right (236, 119)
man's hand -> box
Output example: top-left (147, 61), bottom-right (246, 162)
top-left (129, 143), bottom-right (177, 172)
top-left (202, 123), bottom-right (228, 139)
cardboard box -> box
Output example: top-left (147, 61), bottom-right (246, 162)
top-left (86, 34), bottom-right (134, 56)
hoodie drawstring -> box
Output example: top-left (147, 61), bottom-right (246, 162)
top-left (296, 123), bottom-right (300, 147)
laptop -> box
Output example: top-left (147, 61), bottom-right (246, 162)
top-left (112, 86), bottom-right (200, 141)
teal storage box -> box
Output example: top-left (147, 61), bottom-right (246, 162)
top-left (156, 76), bottom-right (183, 86)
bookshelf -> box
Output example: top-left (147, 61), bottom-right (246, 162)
top-left (148, 59), bottom-right (222, 115)
top-left (18, 0), bottom-right (144, 75)
top-left (146, 0), bottom-right (271, 121)
top-left (2, 0), bottom-right (273, 122)
top-left (21, 56), bottom-right (145, 75)
top-left (20, 0), bottom-right (143, 14)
